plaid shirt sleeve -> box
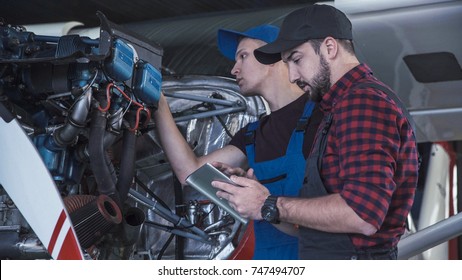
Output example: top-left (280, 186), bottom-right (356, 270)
top-left (332, 88), bottom-right (406, 228)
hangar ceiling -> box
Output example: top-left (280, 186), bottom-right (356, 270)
top-left (2, 0), bottom-right (317, 26)
top-left (2, 0), bottom-right (318, 77)
top-left (2, 0), bottom-right (462, 143)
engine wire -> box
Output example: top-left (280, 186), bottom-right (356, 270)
top-left (104, 83), bottom-right (151, 132)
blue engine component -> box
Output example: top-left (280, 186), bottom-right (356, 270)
top-left (33, 134), bottom-right (84, 184)
top-left (0, 12), bottom-right (167, 259)
top-left (104, 39), bottom-right (135, 82)
top-left (0, 14), bottom-right (162, 188)
top-left (133, 61), bottom-right (162, 107)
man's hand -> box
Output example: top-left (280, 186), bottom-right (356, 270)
top-left (211, 161), bottom-right (256, 179)
top-left (212, 175), bottom-right (270, 220)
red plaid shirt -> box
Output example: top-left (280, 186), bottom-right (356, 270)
top-left (318, 64), bottom-right (418, 249)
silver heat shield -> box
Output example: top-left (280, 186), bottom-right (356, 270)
top-left (131, 75), bottom-right (267, 259)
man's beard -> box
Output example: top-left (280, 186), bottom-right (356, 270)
top-left (307, 54), bottom-right (331, 102)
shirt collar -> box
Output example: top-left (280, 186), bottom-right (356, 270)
top-left (320, 63), bottom-right (373, 112)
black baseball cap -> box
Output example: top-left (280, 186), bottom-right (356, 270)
top-left (254, 4), bottom-right (353, 65)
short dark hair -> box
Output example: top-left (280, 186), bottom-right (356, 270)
top-left (308, 39), bottom-right (355, 55)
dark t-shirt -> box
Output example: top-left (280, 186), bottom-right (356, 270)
top-left (229, 94), bottom-right (323, 162)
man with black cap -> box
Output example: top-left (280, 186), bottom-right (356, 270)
top-left (154, 24), bottom-right (321, 259)
top-left (213, 4), bottom-right (419, 259)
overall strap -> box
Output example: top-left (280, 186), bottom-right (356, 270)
top-left (355, 83), bottom-right (421, 168)
top-left (317, 113), bottom-right (334, 170)
top-left (245, 121), bottom-right (259, 145)
top-left (356, 83), bottom-right (417, 135)
top-left (244, 121), bottom-right (259, 165)
top-left (295, 101), bottom-right (315, 132)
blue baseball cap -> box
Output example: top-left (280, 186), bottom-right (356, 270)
top-left (217, 25), bottom-right (279, 61)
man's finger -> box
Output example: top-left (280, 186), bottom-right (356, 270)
top-left (228, 175), bottom-right (256, 187)
top-left (216, 190), bottom-right (231, 200)
top-left (212, 180), bottom-right (238, 194)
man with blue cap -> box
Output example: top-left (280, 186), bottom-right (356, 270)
top-left (213, 5), bottom-right (419, 260)
top-left (153, 24), bottom-right (321, 259)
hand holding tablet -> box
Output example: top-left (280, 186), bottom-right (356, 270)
top-left (185, 163), bottom-right (248, 224)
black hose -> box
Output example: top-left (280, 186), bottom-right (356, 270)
top-left (88, 109), bottom-right (117, 196)
top-left (158, 234), bottom-right (174, 260)
top-left (105, 152), bottom-right (118, 185)
top-left (54, 91), bottom-right (91, 147)
top-left (116, 125), bottom-right (137, 203)
top-left (173, 177), bottom-right (185, 259)
top-left (134, 176), bottom-right (171, 211)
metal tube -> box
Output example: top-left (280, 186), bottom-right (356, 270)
top-left (128, 189), bottom-right (210, 242)
top-left (410, 107), bottom-right (462, 117)
top-left (398, 212), bottom-right (462, 259)
top-left (174, 106), bottom-right (246, 123)
top-left (146, 222), bottom-right (213, 244)
top-left (164, 92), bottom-right (238, 106)
top-left (53, 89), bottom-right (92, 147)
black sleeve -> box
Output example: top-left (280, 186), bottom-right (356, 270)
top-left (228, 124), bottom-right (249, 156)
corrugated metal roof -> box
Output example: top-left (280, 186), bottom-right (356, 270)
top-left (2, 0), bottom-right (317, 77)
top-left (2, 0), bottom-right (317, 26)
top-left (123, 5), bottom-right (310, 77)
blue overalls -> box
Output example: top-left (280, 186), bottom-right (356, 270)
top-left (245, 101), bottom-right (315, 260)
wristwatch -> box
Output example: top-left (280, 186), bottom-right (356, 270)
top-left (261, 195), bottom-right (280, 224)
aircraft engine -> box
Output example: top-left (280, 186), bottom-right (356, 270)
top-left (0, 13), bottom-right (266, 259)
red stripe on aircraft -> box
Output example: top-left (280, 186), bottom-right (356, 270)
top-left (48, 210), bottom-right (66, 255)
top-left (57, 228), bottom-right (83, 260)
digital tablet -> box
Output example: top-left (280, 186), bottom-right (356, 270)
top-left (185, 163), bottom-right (248, 225)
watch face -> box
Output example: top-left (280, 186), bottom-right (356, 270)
top-left (262, 205), bottom-right (276, 222)
top-left (261, 196), bottom-right (279, 223)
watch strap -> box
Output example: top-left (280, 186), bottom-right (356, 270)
top-left (263, 195), bottom-right (280, 224)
